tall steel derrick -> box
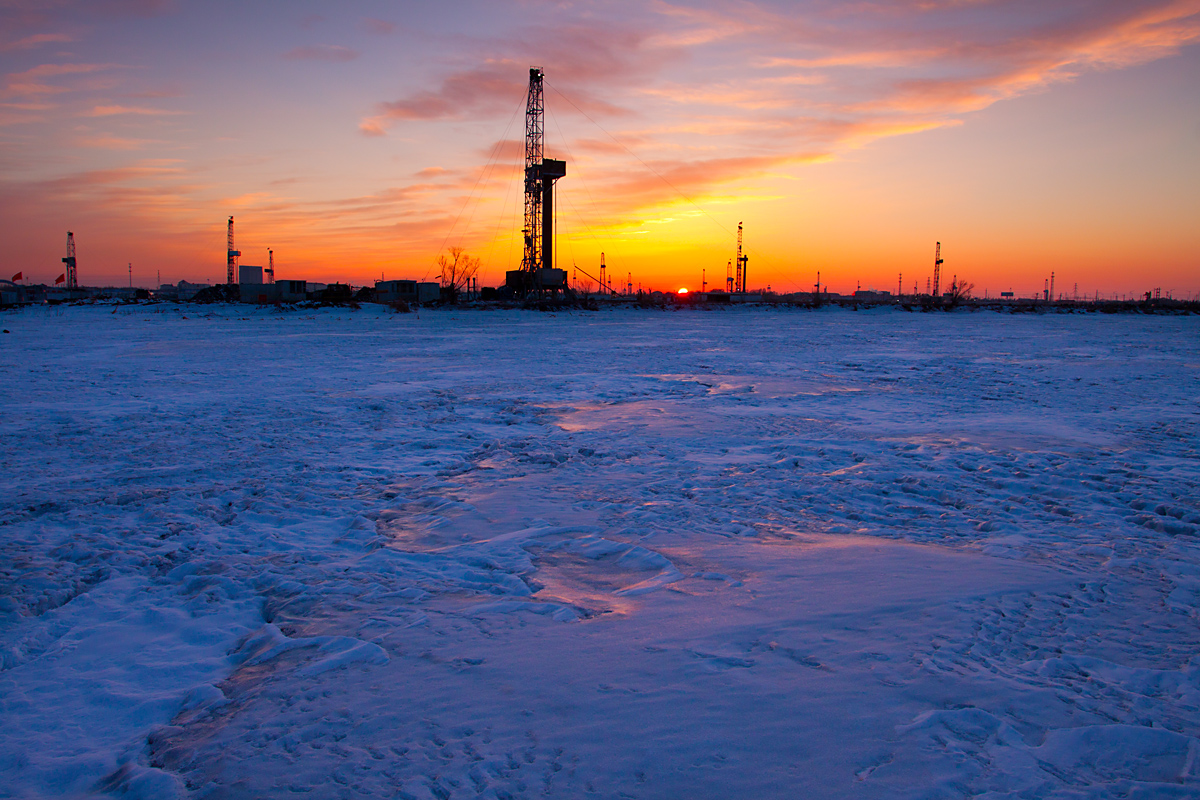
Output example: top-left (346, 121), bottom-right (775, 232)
top-left (519, 68), bottom-right (566, 277)
top-left (735, 222), bottom-right (748, 293)
top-left (932, 241), bottom-right (943, 298)
top-left (63, 231), bottom-right (78, 289)
top-left (227, 216), bottom-right (241, 285)
top-left (521, 69), bottom-right (545, 274)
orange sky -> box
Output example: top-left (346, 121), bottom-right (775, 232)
top-left (2, 1), bottom-right (1198, 297)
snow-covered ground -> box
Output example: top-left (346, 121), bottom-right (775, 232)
top-left (1, 303), bottom-right (1198, 800)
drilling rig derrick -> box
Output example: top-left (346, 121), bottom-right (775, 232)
top-left (508, 67), bottom-right (568, 299)
top-left (736, 222), bottom-right (748, 293)
top-left (227, 217), bottom-right (241, 285)
top-left (932, 241), bottom-right (943, 299)
top-left (62, 231), bottom-right (78, 290)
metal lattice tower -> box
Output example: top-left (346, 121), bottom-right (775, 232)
top-left (736, 222), bottom-right (748, 292)
top-left (522, 68), bottom-right (545, 274)
top-left (63, 231), bottom-right (78, 289)
top-left (736, 223), bottom-right (743, 292)
top-left (227, 216), bottom-right (241, 285)
top-left (932, 241), bottom-right (943, 298)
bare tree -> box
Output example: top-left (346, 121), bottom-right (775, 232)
top-left (946, 275), bottom-right (975, 307)
top-left (438, 247), bottom-right (481, 294)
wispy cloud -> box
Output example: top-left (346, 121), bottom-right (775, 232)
top-left (363, 18), bottom-right (396, 35)
top-left (283, 44), bottom-right (360, 62)
top-left (0, 32), bottom-right (75, 52)
top-left (82, 104), bottom-right (185, 116)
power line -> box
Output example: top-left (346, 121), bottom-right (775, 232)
top-left (421, 90), bottom-right (526, 282)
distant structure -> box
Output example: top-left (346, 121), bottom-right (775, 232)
top-left (62, 231), bottom-right (78, 289)
top-left (506, 67), bottom-right (568, 298)
top-left (735, 222), bottom-right (748, 293)
top-left (932, 242), bottom-right (943, 298)
top-left (266, 249), bottom-right (275, 284)
top-left (226, 216), bottom-right (241, 285)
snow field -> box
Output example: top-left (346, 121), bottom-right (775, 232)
top-left (0, 303), bottom-right (1197, 799)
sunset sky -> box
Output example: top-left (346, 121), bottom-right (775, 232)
top-left (2, 0), bottom-right (1198, 296)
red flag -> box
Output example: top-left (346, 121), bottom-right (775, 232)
top-left (11, 272), bottom-right (21, 281)
top-left (55, 274), bottom-right (65, 284)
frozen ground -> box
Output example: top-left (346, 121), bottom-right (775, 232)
top-left (1, 303), bottom-right (1198, 800)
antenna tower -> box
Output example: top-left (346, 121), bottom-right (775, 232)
top-left (226, 216), bottom-right (241, 285)
top-left (63, 231), bottom-right (78, 289)
top-left (932, 241), bottom-right (943, 298)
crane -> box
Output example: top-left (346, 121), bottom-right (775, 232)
top-left (227, 216), bottom-right (240, 285)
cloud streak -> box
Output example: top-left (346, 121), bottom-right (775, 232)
top-left (283, 44), bottom-right (360, 62)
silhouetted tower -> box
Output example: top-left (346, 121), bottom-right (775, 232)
top-left (932, 241), bottom-right (943, 298)
top-left (521, 70), bottom-right (544, 273)
top-left (62, 231), bottom-right (78, 289)
top-left (898, 272), bottom-right (902, 298)
top-left (726, 259), bottom-right (733, 292)
top-left (1050, 271), bottom-right (1055, 302)
top-left (599, 252), bottom-right (607, 294)
top-left (736, 222), bottom-right (748, 292)
top-left (266, 249), bottom-right (275, 284)
top-left (226, 217), bottom-right (240, 285)
top-left (519, 67), bottom-right (566, 282)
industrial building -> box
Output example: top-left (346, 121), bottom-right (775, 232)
top-left (375, 280), bottom-right (440, 305)
top-left (240, 280), bottom-right (306, 304)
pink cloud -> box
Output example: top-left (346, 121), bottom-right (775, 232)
top-left (0, 33), bottom-right (75, 52)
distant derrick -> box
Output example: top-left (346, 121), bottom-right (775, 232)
top-left (227, 216), bottom-right (241, 285)
top-left (932, 241), bottom-right (943, 298)
top-left (62, 231), bottom-right (78, 289)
